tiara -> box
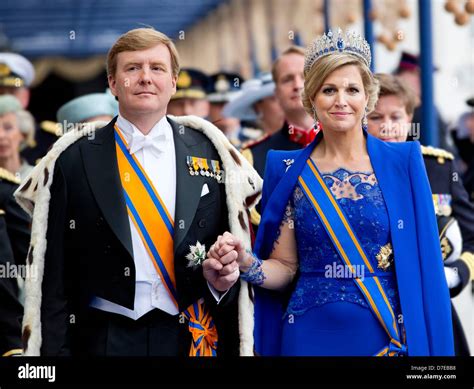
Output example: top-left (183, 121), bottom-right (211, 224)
top-left (304, 28), bottom-right (372, 74)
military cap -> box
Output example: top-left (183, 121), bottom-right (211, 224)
top-left (171, 68), bottom-right (209, 100)
top-left (207, 72), bottom-right (244, 103)
top-left (0, 53), bottom-right (35, 88)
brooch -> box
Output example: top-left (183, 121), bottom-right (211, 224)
top-left (376, 242), bottom-right (393, 271)
top-left (283, 158), bottom-right (294, 172)
top-left (186, 241), bottom-right (207, 268)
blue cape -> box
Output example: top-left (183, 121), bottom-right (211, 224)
top-left (253, 131), bottom-right (454, 356)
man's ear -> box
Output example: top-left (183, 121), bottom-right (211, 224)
top-left (108, 74), bottom-right (117, 97)
top-left (171, 74), bottom-right (177, 94)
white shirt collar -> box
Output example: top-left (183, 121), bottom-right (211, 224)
top-left (116, 114), bottom-right (172, 143)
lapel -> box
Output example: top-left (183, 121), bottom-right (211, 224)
top-left (168, 118), bottom-right (207, 252)
top-left (366, 134), bottom-right (412, 313)
top-left (80, 119), bottom-right (134, 258)
top-left (366, 134), bottom-right (406, 259)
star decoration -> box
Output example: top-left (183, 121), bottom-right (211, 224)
top-left (186, 241), bottom-right (207, 268)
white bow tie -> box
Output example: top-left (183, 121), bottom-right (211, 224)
top-left (128, 131), bottom-right (167, 157)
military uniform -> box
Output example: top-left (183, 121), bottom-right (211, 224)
top-left (0, 168), bottom-right (30, 356)
top-left (421, 145), bottom-right (474, 355)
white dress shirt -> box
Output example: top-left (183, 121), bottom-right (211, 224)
top-left (90, 115), bottom-right (179, 319)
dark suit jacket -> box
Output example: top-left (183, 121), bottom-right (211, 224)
top-left (41, 117), bottom-right (240, 356)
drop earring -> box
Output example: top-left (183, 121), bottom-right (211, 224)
top-left (312, 106), bottom-right (321, 131)
top-left (362, 107), bottom-right (368, 131)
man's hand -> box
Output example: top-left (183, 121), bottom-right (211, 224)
top-left (203, 232), bottom-right (245, 292)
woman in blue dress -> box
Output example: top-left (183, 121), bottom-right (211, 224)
top-left (206, 29), bottom-right (454, 356)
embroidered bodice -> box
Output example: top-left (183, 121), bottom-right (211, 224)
top-left (287, 168), bottom-right (401, 317)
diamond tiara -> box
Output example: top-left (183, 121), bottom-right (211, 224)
top-left (304, 28), bottom-right (372, 74)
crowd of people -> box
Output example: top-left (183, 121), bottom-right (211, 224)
top-left (0, 26), bottom-right (473, 357)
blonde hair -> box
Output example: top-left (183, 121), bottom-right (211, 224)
top-left (106, 28), bottom-right (180, 78)
top-left (302, 53), bottom-right (379, 120)
top-left (375, 73), bottom-right (417, 116)
top-left (271, 46), bottom-right (305, 83)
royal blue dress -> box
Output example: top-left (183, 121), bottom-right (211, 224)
top-left (280, 168), bottom-right (401, 356)
top-left (254, 132), bottom-right (454, 356)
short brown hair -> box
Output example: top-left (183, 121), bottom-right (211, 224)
top-left (302, 53), bottom-right (379, 120)
top-left (271, 46), bottom-right (305, 83)
top-left (106, 28), bottom-right (180, 78)
top-left (375, 73), bottom-right (417, 116)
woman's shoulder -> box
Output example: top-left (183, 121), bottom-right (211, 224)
top-left (368, 133), bottom-right (419, 161)
top-left (267, 147), bottom-right (305, 162)
top-left (264, 148), bottom-right (304, 179)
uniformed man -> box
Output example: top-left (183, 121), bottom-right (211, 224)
top-left (421, 146), bottom-right (473, 355)
top-left (0, 167), bottom-right (31, 357)
top-left (240, 46), bottom-right (315, 179)
top-left (0, 52), bottom-right (61, 166)
top-left (207, 72), bottom-right (249, 147)
top-left (367, 73), bottom-right (474, 355)
top-left (166, 68), bottom-right (210, 118)
top-left (451, 97), bottom-right (474, 201)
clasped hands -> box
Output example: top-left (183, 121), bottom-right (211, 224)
top-left (203, 231), bottom-right (249, 292)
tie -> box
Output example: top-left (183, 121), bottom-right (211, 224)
top-left (128, 131), bottom-right (167, 157)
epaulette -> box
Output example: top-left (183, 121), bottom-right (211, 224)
top-left (421, 145), bottom-right (454, 164)
top-left (240, 133), bottom-right (271, 150)
top-left (40, 120), bottom-right (62, 137)
top-left (0, 168), bottom-right (20, 185)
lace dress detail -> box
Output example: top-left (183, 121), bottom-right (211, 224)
top-left (286, 168), bottom-right (401, 317)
